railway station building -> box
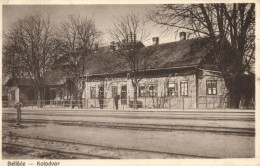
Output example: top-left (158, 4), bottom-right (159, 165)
top-left (84, 34), bottom-right (229, 109)
top-left (4, 33), bottom-right (231, 109)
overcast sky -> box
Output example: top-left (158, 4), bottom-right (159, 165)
top-left (3, 5), bottom-right (180, 46)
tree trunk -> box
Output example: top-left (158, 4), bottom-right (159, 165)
top-left (224, 75), bottom-right (241, 109)
top-left (131, 78), bottom-right (139, 110)
top-left (37, 87), bottom-right (43, 108)
top-left (78, 91), bottom-right (83, 108)
top-left (230, 73), bottom-right (255, 109)
top-left (133, 85), bottom-right (138, 109)
top-left (229, 87), bottom-right (240, 109)
top-left (216, 38), bottom-right (245, 109)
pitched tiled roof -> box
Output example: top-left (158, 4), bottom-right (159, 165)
top-left (5, 37), bottom-right (218, 87)
top-left (85, 37), bottom-right (216, 75)
top-left (4, 70), bottom-right (68, 87)
top-left (5, 78), bottom-right (32, 86)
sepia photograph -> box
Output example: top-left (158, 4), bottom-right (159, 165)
top-left (1, 2), bottom-right (256, 161)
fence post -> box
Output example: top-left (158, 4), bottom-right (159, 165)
top-left (196, 96), bottom-right (198, 109)
top-left (213, 96), bottom-right (215, 109)
top-left (182, 97), bottom-right (184, 110)
top-left (205, 96), bottom-right (208, 109)
top-left (169, 97), bottom-right (171, 110)
top-left (113, 98), bottom-right (114, 110)
top-left (145, 96), bottom-right (146, 109)
top-left (157, 96), bottom-right (158, 110)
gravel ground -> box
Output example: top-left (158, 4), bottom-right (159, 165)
top-left (2, 108), bottom-right (255, 159)
top-left (2, 121), bottom-right (254, 159)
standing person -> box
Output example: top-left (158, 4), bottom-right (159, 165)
top-left (14, 102), bottom-right (23, 126)
top-left (114, 94), bottom-right (120, 110)
top-left (98, 87), bottom-right (104, 109)
top-left (78, 94), bottom-right (83, 108)
top-left (71, 95), bottom-right (75, 109)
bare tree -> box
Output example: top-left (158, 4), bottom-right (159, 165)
top-left (3, 13), bottom-right (58, 106)
top-left (56, 15), bottom-right (100, 105)
top-left (109, 12), bottom-right (150, 109)
top-left (149, 4), bottom-right (255, 108)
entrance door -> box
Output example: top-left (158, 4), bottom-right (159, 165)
top-left (121, 85), bottom-right (127, 105)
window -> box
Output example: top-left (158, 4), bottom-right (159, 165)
top-left (180, 81), bottom-right (188, 96)
top-left (139, 85), bottom-right (146, 97)
top-left (148, 84), bottom-right (158, 97)
top-left (11, 90), bottom-right (15, 101)
top-left (90, 87), bottom-right (96, 99)
top-left (168, 82), bottom-right (178, 96)
top-left (139, 84), bottom-right (158, 97)
top-left (206, 80), bottom-right (217, 95)
top-left (112, 86), bottom-right (118, 97)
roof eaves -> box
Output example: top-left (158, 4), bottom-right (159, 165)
top-left (87, 65), bottom-right (198, 77)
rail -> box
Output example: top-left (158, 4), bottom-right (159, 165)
top-left (3, 134), bottom-right (217, 158)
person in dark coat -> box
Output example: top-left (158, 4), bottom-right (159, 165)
top-left (71, 95), bottom-right (75, 109)
top-left (114, 94), bottom-right (120, 110)
top-left (98, 93), bottom-right (104, 109)
top-left (98, 96), bottom-right (103, 109)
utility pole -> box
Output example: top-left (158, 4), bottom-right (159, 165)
top-left (127, 32), bottom-right (138, 109)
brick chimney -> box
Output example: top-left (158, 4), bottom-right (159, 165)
top-left (152, 37), bottom-right (159, 45)
top-left (180, 32), bottom-right (186, 41)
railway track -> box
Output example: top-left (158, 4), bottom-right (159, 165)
top-left (3, 118), bottom-right (255, 136)
top-left (3, 143), bottom-right (113, 159)
top-left (2, 134), bottom-right (216, 159)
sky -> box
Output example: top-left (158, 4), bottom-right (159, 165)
top-left (3, 5), bottom-right (180, 46)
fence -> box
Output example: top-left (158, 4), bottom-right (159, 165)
top-left (2, 95), bottom-right (228, 110)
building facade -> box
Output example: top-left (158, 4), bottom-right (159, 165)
top-left (84, 35), bottom-right (229, 109)
top-left (85, 68), bottom-right (227, 109)
top-left (3, 34), bottom-right (230, 109)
